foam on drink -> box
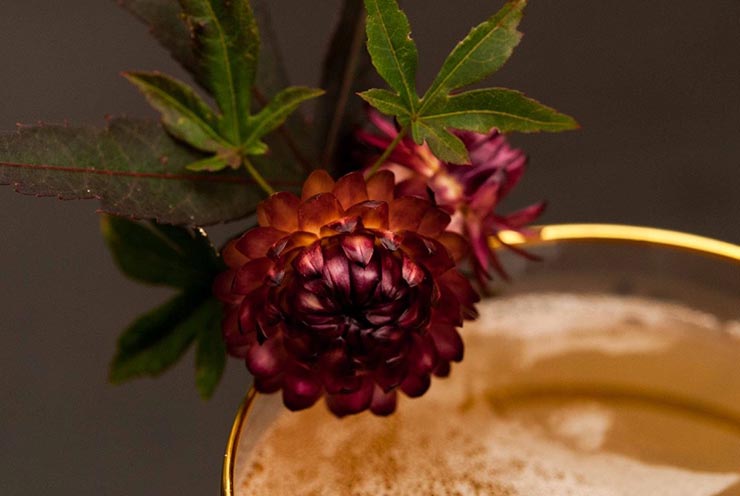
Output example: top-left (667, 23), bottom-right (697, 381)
top-left (236, 294), bottom-right (740, 495)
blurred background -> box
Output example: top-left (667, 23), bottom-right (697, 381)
top-left (1, 1), bottom-right (738, 494)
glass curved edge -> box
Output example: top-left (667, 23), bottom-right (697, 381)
top-left (495, 223), bottom-right (740, 263)
top-left (221, 223), bottom-right (740, 495)
top-left (222, 388), bottom-right (257, 496)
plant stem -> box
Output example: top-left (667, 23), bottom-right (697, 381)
top-left (320, 3), bottom-right (367, 168)
top-left (243, 158), bottom-right (275, 196)
top-left (368, 126), bottom-right (407, 176)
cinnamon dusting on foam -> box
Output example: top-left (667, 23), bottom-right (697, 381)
top-left (237, 294), bottom-right (740, 496)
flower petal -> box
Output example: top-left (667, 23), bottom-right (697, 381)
top-left (433, 360), bottom-right (451, 377)
top-left (235, 227), bottom-right (286, 260)
top-left (374, 355), bottom-right (408, 392)
top-left (292, 241), bottom-right (325, 278)
top-left (301, 170), bottom-right (335, 200)
top-left (366, 170), bottom-right (395, 203)
top-left (467, 220), bottom-right (492, 278)
top-left (417, 207), bottom-right (451, 238)
top-left (326, 376), bottom-right (374, 417)
top-left (237, 295), bottom-right (259, 334)
top-left (246, 337), bottom-right (285, 378)
top-left (400, 233), bottom-right (455, 275)
top-left (332, 172), bottom-right (369, 210)
top-left (318, 344), bottom-right (362, 394)
top-left (406, 334), bottom-right (438, 376)
top-left (341, 233), bottom-right (375, 266)
top-left (298, 193), bottom-right (344, 234)
top-left (497, 201), bottom-right (546, 229)
top-left (222, 308), bottom-right (252, 358)
top-left (282, 370), bottom-right (322, 411)
top-left (401, 254), bottom-right (426, 287)
top-left (400, 373), bottom-right (431, 398)
top-left (350, 257), bottom-right (381, 305)
top-left (428, 324), bottom-right (464, 362)
top-left (368, 108), bottom-right (398, 138)
top-left (439, 269), bottom-right (480, 319)
top-left (437, 232), bottom-right (468, 263)
top-left (257, 192), bottom-right (300, 231)
top-left (254, 373), bottom-right (283, 394)
top-left (345, 201), bottom-right (389, 230)
top-left (395, 177), bottom-right (431, 199)
top-left (468, 180), bottom-right (501, 215)
top-left (232, 258), bottom-right (274, 295)
top-left (379, 251), bottom-right (403, 299)
top-left (388, 196), bottom-right (428, 232)
top-left (222, 239), bottom-right (249, 268)
top-left (369, 386), bottom-right (397, 416)
top-left (271, 231), bottom-right (319, 259)
top-left (321, 243), bottom-right (351, 298)
top-left (213, 270), bottom-right (239, 304)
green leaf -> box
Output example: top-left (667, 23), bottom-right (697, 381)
top-left (119, 1), bottom-right (289, 105)
top-left (110, 290), bottom-right (210, 384)
top-left (411, 120), bottom-right (469, 164)
top-left (100, 214), bottom-right (220, 288)
top-left (360, 0), bottom-right (577, 166)
top-left (194, 298), bottom-right (227, 399)
top-left (178, 0), bottom-right (259, 143)
top-left (244, 87), bottom-right (325, 152)
top-left (123, 71), bottom-right (225, 152)
top-left (357, 89), bottom-right (407, 118)
top-left (120, 1), bottom-right (318, 186)
top-left (185, 154), bottom-right (231, 172)
top-left (119, 0), bottom-right (319, 173)
top-left (421, 0), bottom-right (526, 110)
top-left (0, 118), bottom-right (291, 225)
top-left (363, 0), bottom-right (419, 110)
top-left (421, 88), bottom-right (580, 133)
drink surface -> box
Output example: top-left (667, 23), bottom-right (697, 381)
top-left (237, 294), bottom-right (740, 495)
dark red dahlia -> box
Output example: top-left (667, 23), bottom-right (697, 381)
top-left (215, 170), bottom-right (479, 416)
top-left (358, 110), bottom-right (544, 282)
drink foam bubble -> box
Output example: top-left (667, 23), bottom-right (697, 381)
top-left (237, 294), bottom-right (740, 495)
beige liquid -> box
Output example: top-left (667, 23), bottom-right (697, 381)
top-left (237, 294), bottom-right (740, 495)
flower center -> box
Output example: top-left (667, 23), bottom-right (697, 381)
top-left (278, 232), bottom-right (433, 368)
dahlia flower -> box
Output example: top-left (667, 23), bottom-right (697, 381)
top-left (215, 170), bottom-right (479, 416)
top-left (358, 111), bottom-right (544, 281)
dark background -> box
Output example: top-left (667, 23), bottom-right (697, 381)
top-left (1, 1), bottom-right (738, 495)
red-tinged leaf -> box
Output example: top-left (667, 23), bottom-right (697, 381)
top-left (0, 118), bottom-right (302, 226)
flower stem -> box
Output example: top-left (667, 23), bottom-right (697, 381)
top-left (368, 126), bottom-right (407, 176)
top-left (243, 158), bottom-right (275, 196)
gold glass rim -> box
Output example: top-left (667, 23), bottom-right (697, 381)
top-left (496, 223), bottom-right (740, 262)
top-left (220, 223), bottom-right (740, 495)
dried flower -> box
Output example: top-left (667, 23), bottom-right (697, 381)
top-left (358, 111), bottom-right (544, 281)
top-left (215, 170), bottom-right (479, 416)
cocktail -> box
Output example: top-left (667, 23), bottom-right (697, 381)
top-left (224, 224), bottom-right (740, 495)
